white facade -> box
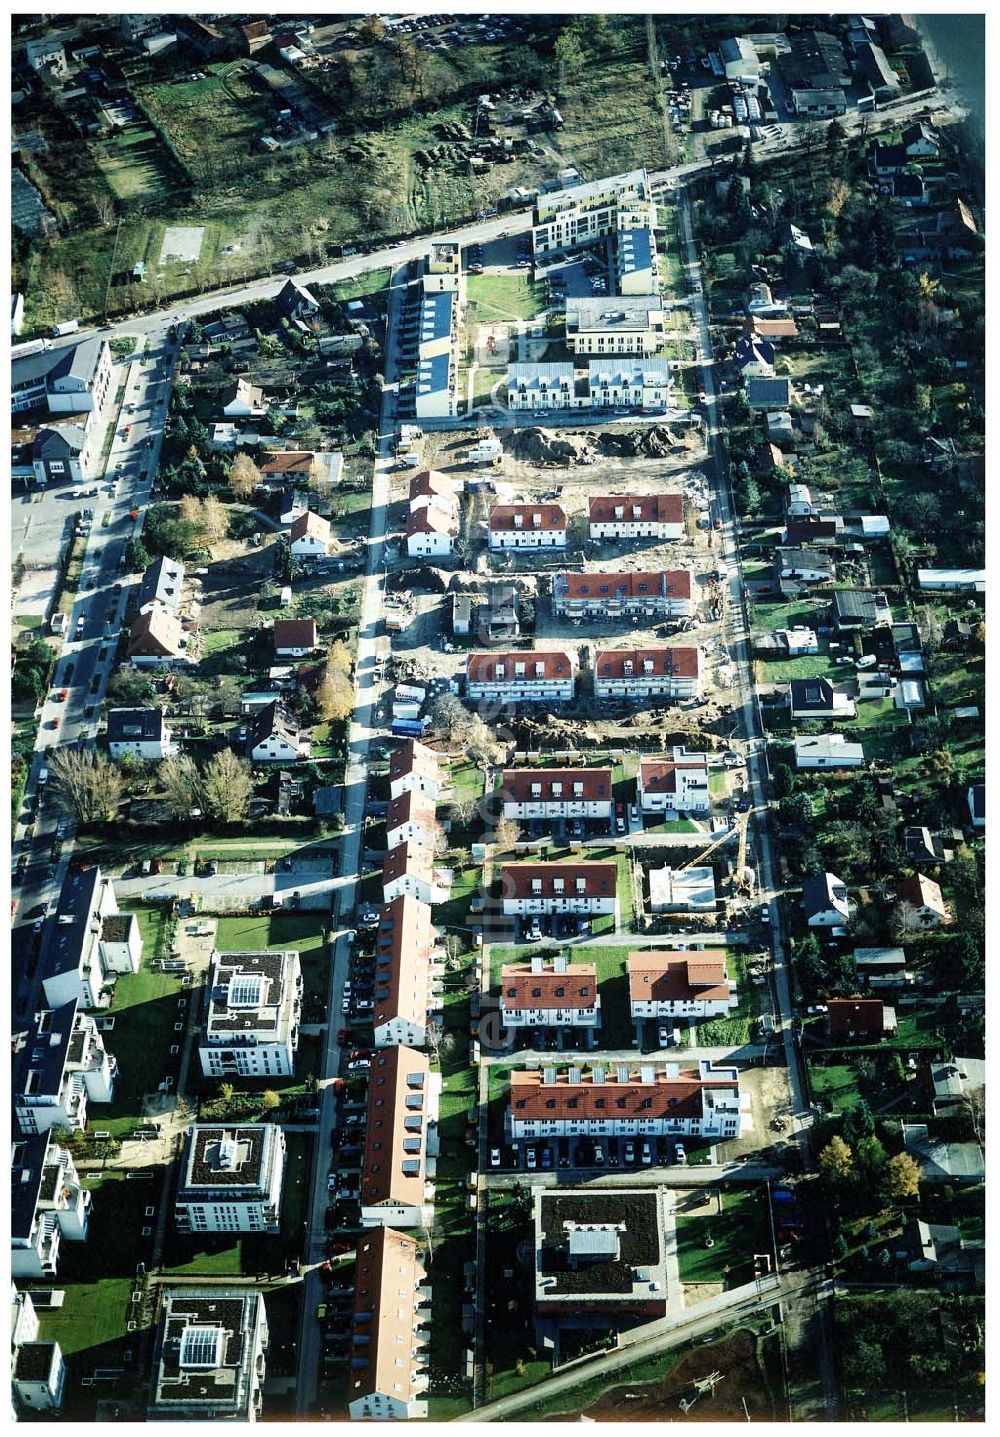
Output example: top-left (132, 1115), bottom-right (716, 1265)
top-left (648, 866), bottom-right (717, 912)
top-left (566, 298), bottom-right (666, 357)
top-left (587, 360), bottom-right (673, 410)
top-left (14, 1002), bottom-right (118, 1135)
top-left (11, 1137), bottom-right (91, 1280)
top-left (106, 709), bottom-right (176, 760)
top-left (43, 870), bottom-right (142, 1011)
top-left (500, 767), bottom-right (614, 821)
top-left (466, 651), bottom-right (576, 704)
top-left (500, 956), bottom-right (601, 1030)
top-left (175, 1125), bottom-right (285, 1235)
top-left (506, 363), bottom-right (577, 411)
top-left (637, 750), bottom-right (711, 814)
top-left (594, 647), bottom-right (701, 701)
top-left (12, 1343), bottom-right (66, 1413)
top-left (794, 734), bottom-right (866, 769)
top-left (199, 950), bottom-right (302, 1080)
top-left (532, 169), bottom-right (654, 255)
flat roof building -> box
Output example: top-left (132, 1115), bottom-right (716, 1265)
top-left (147, 1289), bottom-right (269, 1422)
top-left (175, 1125), bottom-right (285, 1235)
top-left (200, 951), bottom-right (302, 1080)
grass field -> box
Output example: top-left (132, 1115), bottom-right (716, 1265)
top-left (93, 125), bottom-right (179, 204)
top-left (37, 1277), bottom-right (139, 1357)
top-left (136, 65), bottom-right (275, 183)
top-left (675, 1188), bottom-right (768, 1285)
top-left (214, 911), bottom-right (330, 1000)
top-left (466, 272), bottom-right (545, 324)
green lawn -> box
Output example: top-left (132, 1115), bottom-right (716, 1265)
top-left (756, 653), bottom-right (838, 683)
top-left (807, 1061), bottom-right (861, 1115)
top-left (447, 760), bottom-right (487, 808)
top-left (326, 268), bottom-right (390, 304)
top-left (695, 950), bottom-right (768, 1046)
top-left (214, 911), bottom-right (330, 1000)
top-left (136, 64), bottom-right (275, 183)
top-left (675, 1188), bottom-right (768, 1285)
top-left (37, 1277), bottom-right (139, 1357)
top-left (466, 272), bottom-right (545, 324)
top-left (93, 124), bottom-right (180, 204)
top-left (433, 865), bottom-right (482, 930)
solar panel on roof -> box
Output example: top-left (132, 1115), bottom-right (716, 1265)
top-left (179, 1326), bottom-right (223, 1370)
top-left (228, 974), bottom-right (264, 1008)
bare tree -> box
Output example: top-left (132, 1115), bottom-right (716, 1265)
top-left (465, 714), bottom-right (504, 768)
top-left (201, 494), bottom-right (229, 545)
top-left (227, 452), bottom-right (262, 501)
top-left (160, 755), bottom-right (202, 821)
top-left (179, 494), bottom-right (210, 548)
top-left (201, 750), bottom-right (253, 825)
top-left (492, 816), bottom-right (521, 854)
top-left (49, 749), bottom-right (125, 824)
top-left (432, 692), bottom-right (468, 746)
top-left (893, 900), bottom-right (920, 943)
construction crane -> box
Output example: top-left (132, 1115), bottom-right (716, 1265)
top-left (672, 808), bottom-right (751, 880)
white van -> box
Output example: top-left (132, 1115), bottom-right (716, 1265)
top-left (279, 586), bottom-right (293, 607)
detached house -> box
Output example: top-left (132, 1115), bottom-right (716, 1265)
top-left (126, 608), bottom-right (191, 668)
top-left (552, 570), bottom-right (693, 622)
top-left (802, 872), bottom-right (851, 929)
top-left (746, 376), bottom-right (792, 411)
top-left (289, 509), bottom-right (331, 558)
top-left (274, 276), bottom-right (320, 322)
top-left (896, 873), bottom-right (952, 928)
top-left (488, 503), bottom-right (568, 551)
top-left (500, 767), bottom-right (614, 822)
top-left (628, 951), bottom-right (735, 1022)
top-left (221, 378), bottom-right (267, 418)
top-left (248, 701), bottom-right (309, 763)
top-left (272, 618), bottom-right (318, 658)
top-left (500, 955), bottom-right (601, 1034)
top-left (787, 678), bottom-right (856, 721)
top-left (106, 707), bottom-right (176, 760)
top-left (499, 862), bottom-right (619, 919)
top-left (466, 649), bottom-right (576, 705)
top-left (775, 546), bottom-right (836, 584)
top-left (733, 335), bottom-right (775, 378)
top-left (137, 556), bottom-right (185, 616)
top-left (827, 997), bottom-right (896, 1043)
top-left (407, 469), bottom-right (462, 558)
top-left (588, 494), bottom-right (683, 542)
top-left (594, 646), bottom-right (702, 701)
top-left (637, 749), bottom-right (711, 814)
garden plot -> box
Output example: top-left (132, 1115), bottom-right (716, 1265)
top-left (159, 224), bottom-right (205, 265)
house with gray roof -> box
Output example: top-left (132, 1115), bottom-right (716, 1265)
top-left (902, 1123), bottom-right (984, 1184)
top-left (137, 556), bottom-right (185, 615)
top-left (746, 376), bottom-right (792, 410)
top-left (13, 1000), bottom-right (117, 1134)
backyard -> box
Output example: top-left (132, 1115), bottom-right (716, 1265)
top-left (674, 1186), bottom-right (770, 1287)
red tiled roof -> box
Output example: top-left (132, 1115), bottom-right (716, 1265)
top-left (382, 841), bottom-right (433, 886)
top-left (273, 618), bottom-right (318, 649)
top-left (509, 1065), bottom-right (737, 1122)
top-left (489, 503), bottom-right (567, 532)
top-left (627, 952), bottom-right (730, 1004)
top-left (501, 961), bottom-right (598, 1012)
top-left (351, 1228), bottom-right (427, 1405)
top-left (638, 755), bottom-right (707, 793)
top-left (750, 316), bottom-right (799, 338)
top-left (259, 450), bottom-right (313, 475)
top-left (290, 510), bottom-right (331, 542)
top-left (501, 768), bottom-right (613, 804)
top-left (389, 739), bottom-right (439, 784)
top-left (595, 646), bottom-right (700, 680)
top-left (896, 873), bottom-right (946, 913)
top-left (827, 998), bottom-right (885, 1041)
top-left (467, 650), bottom-right (574, 684)
top-left (499, 862), bottom-right (617, 901)
top-left (362, 1045), bottom-right (430, 1207)
top-left (588, 494), bottom-right (683, 525)
top-left (555, 570), bottom-right (692, 601)
top-left (409, 469), bottom-right (459, 500)
top-left (385, 789), bottom-right (437, 833)
top-left (406, 501), bottom-right (458, 536)
top-left (373, 896), bottom-right (433, 1032)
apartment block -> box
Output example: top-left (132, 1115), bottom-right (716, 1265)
top-left (500, 767), bottom-right (614, 821)
top-left (13, 1000), bottom-right (117, 1134)
top-left (147, 1289), bottom-right (269, 1422)
top-left (348, 1228), bottom-right (431, 1420)
top-left (466, 649), bottom-right (576, 704)
top-left (566, 298), bottom-right (666, 357)
top-left (199, 951), bottom-right (302, 1080)
top-left (11, 1135), bottom-right (91, 1280)
top-left (594, 646), bottom-right (702, 700)
top-left (588, 494), bottom-right (684, 542)
top-left (499, 862), bottom-right (619, 918)
top-left (42, 867), bottom-right (142, 1011)
top-left (174, 1125), bottom-right (285, 1235)
top-left (552, 570), bottom-right (692, 622)
top-left (361, 1046), bottom-right (439, 1229)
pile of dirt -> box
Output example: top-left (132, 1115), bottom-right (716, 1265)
top-left (599, 424), bottom-right (683, 458)
top-left (506, 427), bottom-right (598, 467)
top-left (386, 566), bottom-right (449, 594)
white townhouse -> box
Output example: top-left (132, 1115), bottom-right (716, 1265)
top-left (508, 1060), bottom-right (742, 1143)
top-left (488, 502), bottom-right (568, 550)
top-left (594, 646), bottom-right (702, 701)
top-left (500, 767), bottom-right (614, 821)
top-left (466, 649), bottom-right (576, 704)
top-left (587, 359), bottom-right (673, 410)
top-left (588, 493), bottom-right (684, 541)
top-left (552, 569), bottom-right (693, 622)
top-left (42, 868), bottom-right (142, 1011)
top-left (500, 955), bottom-right (601, 1033)
top-left (106, 707), bottom-right (176, 761)
top-left (174, 1124), bottom-right (285, 1235)
top-left (499, 862), bottom-right (619, 919)
top-left (389, 739), bottom-right (441, 802)
top-left (199, 950), bottom-right (302, 1080)
top-left (628, 952), bottom-right (736, 1022)
top-left (13, 1000), bottom-right (117, 1134)
top-left (11, 1135), bottom-right (91, 1280)
top-left (506, 362), bottom-right (578, 411)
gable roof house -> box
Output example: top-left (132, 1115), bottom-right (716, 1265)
top-left (221, 378), bottom-right (268, 418)
top-left (384, 789), bottom-right (438, 851)
top-left (827, 997), bottom-right (896, 1042)
top-left (348, 1229), bottom-right (430, 1421)
top-left (594, 646), bottom-right (702, 700)
top-left (830, 588), bottom-right (893, 632)
top-left (896, 873), bottom-right (952, 928)
top-left (372, 896), bottom-right (436, 1049)
top-left (137, 556), bottom-right (185, 615)
top-left (247, 701), bottom-right (309, 763)
top-left (499, 862), bottom-right (619, 918)
top-left (802, 872), bottom-right (851, 928)
top-left (627, 951), bottom-right (735, 1020)
top-left (774, 546), bottom-right (836, 584)
top-left (466, 649), bottom-right (576, 704)
top-left (381, 841), bottom-right (447, 907)
top-left (928, 1058), bottom-right (985, 1119)
top-left (902, 1123), bottom-right (985, 1185)
top-left (588, 493), bottom-right (684, 541)
top-left (733, 335), bottom-right (775, 378)
top-left (289, 509), bottom-right (331, 558)
top-left (389, 739), bottom-right (440, 802)
top-left (746, 376), bottom-right (792, 410)
top-left (488, 503), bottom-right (568, 550)
top-left (274, 277), bottom-right (320, 322)
top-left (360, 1045), bottom-right (437, 1229)
top-left (637, 750), bottom-right (711, 813)
top-left (904, 826), bottom-right (954, 866)
top-left (272, 618), bottom-right (319, 657)
top-left (500, 955), bottom-right (601, 1031)
top-left (106, 707), bottom-right (176, 761)
top-left (127, 608), bottom-right (191, 668)
top-left (552, 569), bottom-right (693, 621)
top-left (500, 767), bottom-right (614, 819)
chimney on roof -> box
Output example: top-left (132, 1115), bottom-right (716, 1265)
top-left (553, 955), bottom-right (567, 974)
top-left (530, 955), bottom-right (543, 975)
